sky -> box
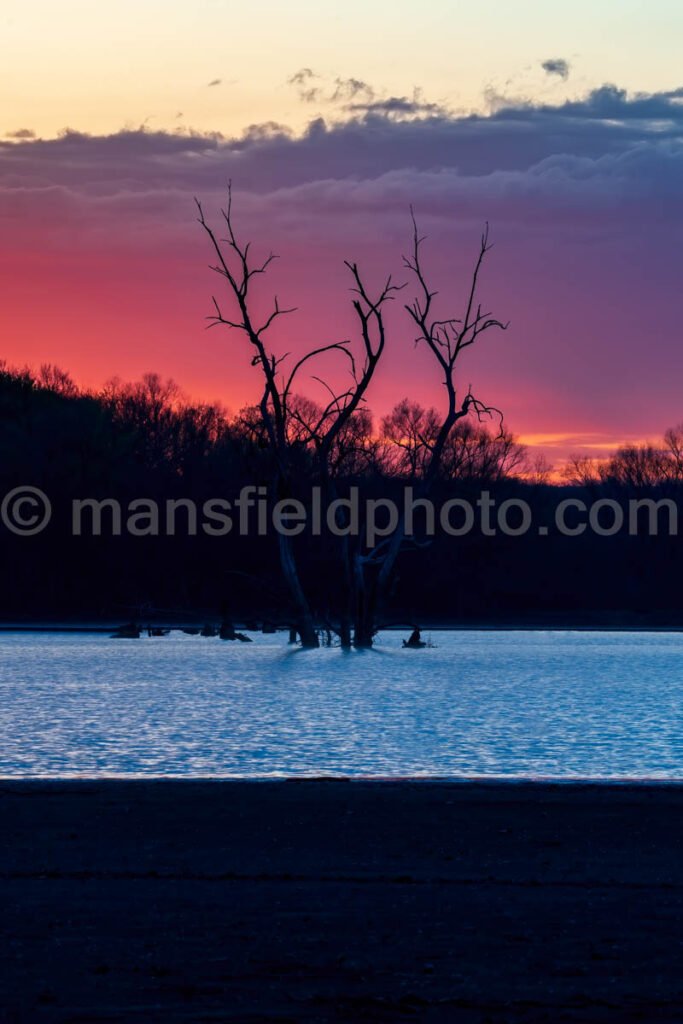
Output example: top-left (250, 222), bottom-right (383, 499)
top-left (2, 0), bottom-right (683, 467)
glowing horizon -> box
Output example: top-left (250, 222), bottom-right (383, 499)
top-left (2, 1), bottom-right (683, 471)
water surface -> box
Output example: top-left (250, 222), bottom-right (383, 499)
top-left (1, 630), bottom-right (682, 778)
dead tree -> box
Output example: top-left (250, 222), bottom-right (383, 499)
top-left (297, 262), bottom-right (402, 647)
top-left (195, 186), bottom-right (399, 648)
top-left (350, 214), bottom-right (508, 647)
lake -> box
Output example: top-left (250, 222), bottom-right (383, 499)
top-left (1, 630), bottom-right (682, 778)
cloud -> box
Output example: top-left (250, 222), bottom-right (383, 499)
top-left (1, 83), bottom-right (682, 272)
top-left (0, 84), bottom-right (681, 230)
top-left (541, 58), bottom-right (570, 80)
top-left (288, 68), bottom-right (322, 103)
top-left (2, 81), bottom-right (683, 450)
top-left (347, 90), bottom-right (448, 119)
top-left (330, 76), bottom-right (375, 104)
top-left (288, 70), bottom-right (375, 106)
top-left (5, 128), bottom-right (36, 139)
top-left (287, 70), bottom-right (440, 118)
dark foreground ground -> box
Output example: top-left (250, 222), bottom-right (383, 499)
top-left (2, 781), bottom-right (683, 1023)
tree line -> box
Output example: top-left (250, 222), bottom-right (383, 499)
top-left (2, 358), bottom-right (683, 631)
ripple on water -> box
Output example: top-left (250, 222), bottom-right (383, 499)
top-left (0, 630), bottom-right (682, 778)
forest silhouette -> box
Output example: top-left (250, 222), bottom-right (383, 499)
top-left (1, 360), bottom-right (682, 629)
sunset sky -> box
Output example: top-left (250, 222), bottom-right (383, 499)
top-left (2, 0), bottom-right (683, 466)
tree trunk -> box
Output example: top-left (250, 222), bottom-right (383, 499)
top-left (351, 517), bottom-right (407, 647)
top-left (338, 615), bottom-right (352, 649)
top-left (278, 532), bottom-right (319, 648)
top-left (352, 554), bottom-right (376, 648)
top-left (353, 614), bottom-right (375, 648)
top-left (323, 477), bottom-right (354, 649)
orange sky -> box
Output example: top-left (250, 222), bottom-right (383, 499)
top-left (2, 3), bottom-right (683, 471)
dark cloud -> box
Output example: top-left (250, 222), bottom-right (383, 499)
top-left (1, 84), bottom-right (682, 237)
top-left (288, 70), bottom-right (376, 107)
top-left (288, 72), bottom-right (444, 119)
top-left (541, 58), bottom-right (570, 80)
top-left (5, 128), bottom-right (36, 139)
top-left (2, 81), bottom-right (682, 445)
top-left (288, 71), bottom-right (379, 108)
top-left (347, 93), bottom-right (447, 118)
top-left (288, 68), bottom-right (316, 86)
top-left (331, 76), bottom-right (375, 104)
top-left (208, 78), bottom-right (222, 87)
top-left (288, 68), bottom-right (321, 103)
top-left (542, 83), bottom-right (683, 120)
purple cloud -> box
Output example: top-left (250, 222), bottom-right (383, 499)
top-left (1, 82), bottom-right (683, 454)
top-left (541, 58), bottom-right (570, 80)
top-left (5, 128), bottom-right (36, 139)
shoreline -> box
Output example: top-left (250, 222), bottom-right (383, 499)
top-left (3, 780), bottom-right (683, 1022)
top-left (4, 773), bottom-right (683, 784)
top-left (3, 621), bottom-right (683, 633)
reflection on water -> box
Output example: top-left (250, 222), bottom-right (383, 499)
top-left (0, 630), bottom-right (682, 778)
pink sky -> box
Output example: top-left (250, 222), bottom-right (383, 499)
top-left (2, 85), bottom-right (683, 467)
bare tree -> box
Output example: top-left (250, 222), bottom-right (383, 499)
top-left (37, 364), bottom-right (79, 398)
top-left (381, 399), bottom-right (524, 482)
top-left (564, 442), bottom-right (678, 489)
top-left (562, 454), bottom-right (602, 487)
top-left (196, 189), bottom-right (507, 648)
top-left (663, 425), bottom-right (683, 481)
top-left (380, 399), bottom-right (441, 479)
top-left (442, 421), bottom-right (526, 481)
top-left (523, 453), bottom-right (554, 485)
top-left (196, 186), bottom-right (401, 647)
top-left (349, 216), bottom-right (509, 646)
top-left (603, 444), bottom-right (671, 488)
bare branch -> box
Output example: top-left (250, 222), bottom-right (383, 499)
top-left (400, 211), bottom-right (508, 490)
top-left (283, 340), bottom-right (357, 402)
top-left (256, 297), bottom-right (297, 337)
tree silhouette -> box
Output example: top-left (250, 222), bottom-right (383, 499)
top-left (196, 185), bottom-right (401, 646)
top-left (349, 215), bottom-right (509, 646)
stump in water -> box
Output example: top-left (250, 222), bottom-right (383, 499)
top-left (403, 627), bottom-right (426, 649)
top-left (219, 619), bottom-right (236, 641)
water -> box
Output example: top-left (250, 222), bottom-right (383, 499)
top-left (0, 630), bottom-right (682, 778)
